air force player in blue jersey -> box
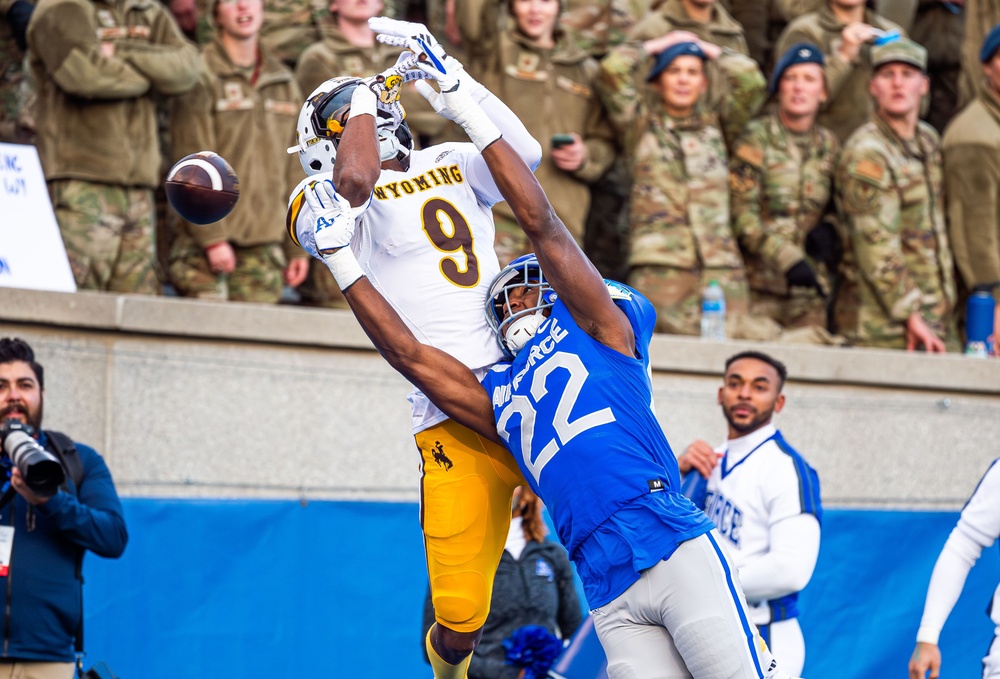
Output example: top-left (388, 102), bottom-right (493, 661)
top-left (307, 44), bottom-right (796, 679)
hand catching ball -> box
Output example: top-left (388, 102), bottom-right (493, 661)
top-left (165, 152), bottom-right (240, 225)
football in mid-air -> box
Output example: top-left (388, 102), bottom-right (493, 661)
top-left (165, 151), bottom-right (240, 225)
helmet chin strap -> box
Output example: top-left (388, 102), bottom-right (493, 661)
top-left (504, 310), bottom-right (546, 356)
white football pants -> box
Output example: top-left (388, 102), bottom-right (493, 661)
top-left (590, 530), bottom-right (798, 679)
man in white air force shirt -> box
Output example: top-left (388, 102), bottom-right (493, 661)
top-left (679, 350), bottom-right (822, 676)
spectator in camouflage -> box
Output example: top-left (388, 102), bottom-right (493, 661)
top-left (835, 38), bottom-right (958, 350)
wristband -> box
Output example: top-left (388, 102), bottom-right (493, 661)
top-left (321, 247), bottom-right (365, 291)
top-left (350, 85), bottom-right (377, 120)
top-left (455, 110), bottom-right (502, 152)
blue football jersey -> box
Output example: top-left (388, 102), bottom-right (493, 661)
top-left (481, 282), bottom-right (713, 607)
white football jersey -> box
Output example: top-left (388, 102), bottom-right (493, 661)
top-left (693, 424), bottom-right (822, 626)
top-left (288, 143), bottom-right (504, 433)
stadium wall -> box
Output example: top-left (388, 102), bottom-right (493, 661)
top-left (1, 288), bottom-right (998, 678)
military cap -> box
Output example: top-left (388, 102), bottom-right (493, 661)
top-left (871, 37), bottom-right (927, 72)
top-left (768, 43), bottom-right (825, 94)
top-left (647, 42), bottom-right (707, 82)
top-left (981, 24), bottom-right (1000, 62)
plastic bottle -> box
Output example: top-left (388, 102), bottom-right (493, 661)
top-left (965, 290), bottom-right (996, 357)
top-left (700, 280), bottom-right (726, 341)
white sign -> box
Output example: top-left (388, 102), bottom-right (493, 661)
top-left (0, 143), bottom-right (76, 293)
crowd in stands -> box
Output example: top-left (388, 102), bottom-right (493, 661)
top-left (1, 0), bottom-right (998, 353)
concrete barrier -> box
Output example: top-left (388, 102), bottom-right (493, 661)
top-left (2, 287), bottom-right (998, 509)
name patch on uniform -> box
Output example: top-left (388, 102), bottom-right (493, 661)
top-left (372, 165), bottom-right (464, 200)
top-left (265, 99), bottom-right (298, 116)
top-left (556, 75), bottom-right (592, 98)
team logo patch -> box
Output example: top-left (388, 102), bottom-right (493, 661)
top-left (431, 441), bottom-right (453, 471)
top-left (535, 559), bottom-right (555, 582)
top-left (371, 73), bottom-right (404, 105)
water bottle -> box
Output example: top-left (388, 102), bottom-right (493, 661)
top-left (700, 280), bottom-right (726, 341)
top-left (965, 289), bottom-right (996, 357)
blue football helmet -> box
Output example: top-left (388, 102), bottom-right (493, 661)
top-left (485, 253), bottom-right (558, 359)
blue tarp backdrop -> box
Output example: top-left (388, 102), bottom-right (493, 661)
top-left (80, 500), bottom-right (996, 679)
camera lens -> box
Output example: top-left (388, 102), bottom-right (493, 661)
top-left (3, 430), bottom-right (65, 496)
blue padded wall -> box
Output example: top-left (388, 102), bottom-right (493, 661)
top-left (80, 501), bottom-right (996, 679)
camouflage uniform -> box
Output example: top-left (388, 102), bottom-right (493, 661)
top-left (628, 0), bottom-right (750, 56)
top-left (29, 0), bottom-right (200, 294)
top-left (561, 0), bottom-right (652, 58)
top-left (467, 26), bottom-right (617, 264)
top-left (942, 86), bottom-right (1000, 309)
top-left (260, 0), bottom-right (329, 68)
top-left (730, 112), bottom-right (840, 330)
top-left (776, 6), bottom-right (905, 141)
top-left (835, 115), bottom-right (958, 349)
top-left (0, 0), bottom-right (32, 143)
top-left (168, 39), bottom-right (304, 303)
top-left (597, 42), bottom-right (766, 336)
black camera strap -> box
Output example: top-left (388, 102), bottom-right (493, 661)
top-left (41, 431), bottom-right (86, 670)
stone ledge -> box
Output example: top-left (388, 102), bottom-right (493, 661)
top-left (2, 286), bottom-right (998, 394)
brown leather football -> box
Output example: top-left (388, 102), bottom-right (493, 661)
top-left (165, 152), bottom-right (240, 225)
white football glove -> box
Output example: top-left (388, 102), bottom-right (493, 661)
top-left (304, 179), bottom-right (366, 289)
top-left (369, 17), bottom-right (449, 73)
top-left (414, 65), bottom-right (500, 151)
top-left (303, 179), bottom-right (358, 256)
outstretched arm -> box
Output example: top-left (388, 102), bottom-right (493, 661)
top-left (304, 182), bottom-right (501, 444)
top-left (480, 139), bottom-right (634, 357)
top-left (343, 277), bottom-right (502, 444)
top-left (407, 48), bottom-right (635, 356)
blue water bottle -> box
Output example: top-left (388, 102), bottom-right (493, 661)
top-left (965, 289), bottom-right (996, 357)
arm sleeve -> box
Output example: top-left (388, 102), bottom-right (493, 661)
top-left (738, 514), bottom-right (821, 601)
top-left (114, 8), bottom-right (200, 96)
top-left (35, 445), bottom-right (128, 559)
top-left (916, 460), bottom-right (1000, 644)
top-left (838, 148), bottom-right (923, 322)
top-left (594, 42), bottom-right (646, 140)
top-left (462, 89), bottom-right (544, 207)
top-left (27, 3), bottom-right (151, 99)
top-left (714, 50), bottom-right (767, 149)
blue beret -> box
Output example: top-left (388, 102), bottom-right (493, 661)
top-left (647, 42), bottom-right (708, 82)
top-left (768, 43), bottom-right (825, 94)
top-left (982, 23), bottom-right (1000, 63)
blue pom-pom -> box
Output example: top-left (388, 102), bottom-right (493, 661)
top-left (502, 625), bottom-right (564, 679)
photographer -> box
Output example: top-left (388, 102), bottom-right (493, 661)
top-left (0, 338), bottom-right (127, 679)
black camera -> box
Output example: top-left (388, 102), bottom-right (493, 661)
top-left (0, 419), bottom-right (65, 497)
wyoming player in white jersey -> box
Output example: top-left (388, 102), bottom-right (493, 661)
top-left (910, 459), bottom-right (1000, 679)
top-left (285, 19), bottom-right (541, 679)
top-left (680, 351), bottom-right (822, 676)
